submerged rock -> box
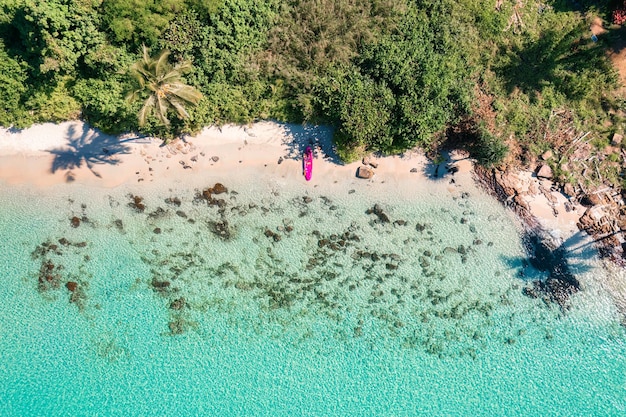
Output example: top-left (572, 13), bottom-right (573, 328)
top-left (366, 204), bottom-right (390, 223)
top-left (128, 195), bottom-right (146, 212)
top-left (71, 216), bottom-right (81, 228)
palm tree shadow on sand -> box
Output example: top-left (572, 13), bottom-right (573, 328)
top-left (502, 230), bottom-right (595, 309)
top-left (48, 124), bottom-right (140, 181)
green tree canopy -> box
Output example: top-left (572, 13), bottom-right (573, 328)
top-left (127, 46), bottom-right (203, 128)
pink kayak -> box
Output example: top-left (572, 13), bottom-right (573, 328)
top-left (303, 146), bottom-right (313, 181)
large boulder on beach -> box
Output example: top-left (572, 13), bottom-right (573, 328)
top-left (536, 164), bottom-right (553, 179)
top-left (357, 166), bottom-right (374, 179)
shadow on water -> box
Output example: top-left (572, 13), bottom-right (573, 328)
top-left (48, 124), bottom-right (140, 180)
top-left (281, 123), bottom-right (341, 165)
top-left (503, 229), bottom-right (595, 308)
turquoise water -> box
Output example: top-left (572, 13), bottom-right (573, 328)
top-left (0, 177), bottom-right (625, 416)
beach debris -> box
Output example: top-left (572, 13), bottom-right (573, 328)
top-left (410, 168), bottom-right (418, 173)
top-left (357, 166), bottom-right (374, 179)
top-left (278, 157), bottom-right (283, 164)
top-left (211, 156), bottom-right (220, 162)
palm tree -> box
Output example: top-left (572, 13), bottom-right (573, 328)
top-left (127, 45), bottom-right (203, 127)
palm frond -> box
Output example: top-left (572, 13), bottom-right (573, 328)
top-left (156, 95), bottom-right (170, 126)
top-left (169, 84), bottom-right (203, 104)
top-left (155, 50), bottom-right (171, 78)
top-left (168, 97), bottom-right (191, 120)
top-left (138, 95), bottom-right (155, 126)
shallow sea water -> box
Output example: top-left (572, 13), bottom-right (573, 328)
top-left (0, 176), bottom-right (625, 416)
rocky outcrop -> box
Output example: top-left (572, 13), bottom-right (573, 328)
top-left (536, 164), bottom-right (553, 179)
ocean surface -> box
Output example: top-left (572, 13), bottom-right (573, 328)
top-left (0, 174), bottom-right (625, 416)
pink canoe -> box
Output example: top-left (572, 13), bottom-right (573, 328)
top-left (303, 146), bottom-right (313, 181)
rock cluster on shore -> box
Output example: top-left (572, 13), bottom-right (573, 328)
top-left (474, 165), bottom-right (626, 265)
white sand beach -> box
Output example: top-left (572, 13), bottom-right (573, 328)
top-left (0, 120), bottom-right (585, 241)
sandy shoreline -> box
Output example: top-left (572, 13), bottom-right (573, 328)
top-left (0, 120), bottom-right (583, 240)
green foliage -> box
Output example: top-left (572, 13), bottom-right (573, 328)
top-left (470, 124), bottom-right (508, 167)
top-left (0, 41), bottom-right (29, 127)
top-left (317, 4), bottom-right (473, 154)
top-left (127, 46), bottom-right (203, 130)
top-left (0, 0), bottom-right (621, 182)
top-left (72, 78), bottom-right (135, 133)
top-left (317, 69), bottom-right (395, 153)
top-left (24, 77), bottom-right (81, 122)
top-left (102, 0), bottom-right (188, 48)
top-left (10, 0), bottom-right (105, 77)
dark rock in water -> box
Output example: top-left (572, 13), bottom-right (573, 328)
top-left (303, 196), bottom-right (313, 204)
top-left (423, 250), bottom-right (432, 257)
top-left (65, 281), bottom-right (78, 292)
top-left (113, 219), bottom-right (124, 231)
top-left (151, 279), bottom-right (170, 292)
top-left (153, 228), bottom-right (162, 234)
top-left (318, 239), bottom-right (328, 248)
top-left (170, 297), bottom-right (186, 310)
top-left (71, 216), bottom-right (81, 228)
top-left (460, 218), bottom-right (468, 224)
top-left (75, 241), bottom-right (87, 248)
top-left (169, 321), bottom-right (185, 335)
top-left (393, 220), bottom-right (407, 226)
top-left (148, 207), bottom-right (167, 219)
top-left (366, 204), bottom-right (390, 223)
top-left (209, 220), bottom-right (231, 240)
top-left (211, 183), bottom-right (228, 195)
top-left (129, 195), bottom-right (146, 212)
top-left (176, 210), bottom-right (187, 218)
top-left (165, 197), bottom-right (182, 206)
top-left (416, 223), bottom-right (427, 232)
top-left (58, 238), bottom-right (70, 246)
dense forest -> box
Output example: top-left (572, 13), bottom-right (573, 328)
top-left (0, 0), bottom-right (622, 171)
